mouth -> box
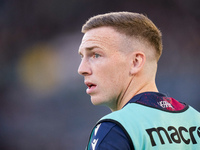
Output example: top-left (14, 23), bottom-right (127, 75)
top-left (86, 83), bottom-right (96, 89)
top-left (85, 82), bottom-right (97, 94)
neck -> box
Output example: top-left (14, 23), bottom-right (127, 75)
top-left (114, 78), bottom-right (158, 111)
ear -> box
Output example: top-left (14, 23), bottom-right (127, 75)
top-left (130, 51), bottom-right (146, 75)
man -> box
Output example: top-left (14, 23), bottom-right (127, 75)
top-left (78, 12), bottom-right (200, 150)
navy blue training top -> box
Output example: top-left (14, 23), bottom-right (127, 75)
top-left (87, 92), bottom-right (186, 150)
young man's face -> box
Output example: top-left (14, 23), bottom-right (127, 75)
top-left (78, 27), bottom-right (132, 110)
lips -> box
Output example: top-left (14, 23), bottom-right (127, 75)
top-left (85, 81), bottom-right (97, 94)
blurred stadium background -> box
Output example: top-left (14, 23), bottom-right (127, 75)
top-left (0, 0), bottom-right (199, 149)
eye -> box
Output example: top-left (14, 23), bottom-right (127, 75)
top-left (93, 53), bottom-right (101, 58)
top-left (79, 52), bottom-right (84, 59)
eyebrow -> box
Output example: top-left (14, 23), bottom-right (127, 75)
top-left (86, 46), bottom-right (100, 51)
top-left (78, 46), bottom-right (100, 55)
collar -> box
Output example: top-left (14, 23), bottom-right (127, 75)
top-left (123, 92), bottom-right (186, 111)
top-left (128, 92), bottom-right (166, 103)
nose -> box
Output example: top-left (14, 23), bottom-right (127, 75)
top-left (78, 58), bottom-right (91, 76)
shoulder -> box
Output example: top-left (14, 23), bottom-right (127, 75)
top-left (87, 121), bottom-right (133, 150)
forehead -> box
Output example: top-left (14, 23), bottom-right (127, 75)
top-left (79, 27), bottom-right (123, 52)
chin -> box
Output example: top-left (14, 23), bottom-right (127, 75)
top-left (91, 100), bottom-right (101, 106)
top-left (91, 97), bottom-right (104, 106)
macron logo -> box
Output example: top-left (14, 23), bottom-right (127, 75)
top-left (92, 139), bottom-right (98, 150)
top-left (95, 124), bottom-right (101, 135)
top-left (146, 126), bottom-right (200, 146)
top-left (91, 124), bottom-right (101, 150)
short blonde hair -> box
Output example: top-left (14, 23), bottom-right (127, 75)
top-left (82, 12), bottom-right (162, 61)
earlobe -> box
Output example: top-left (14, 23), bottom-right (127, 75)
top-left (130, 52), bottom-right (145, 75)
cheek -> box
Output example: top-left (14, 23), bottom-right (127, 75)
top-left (94, 56), bottom-right (130, 87)
top-left (98, 63), bottom-right (120, 81)
top-left (109, 62), bottom-right (129, 80)
top-left (100, 62), bottom-right (128, 89)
